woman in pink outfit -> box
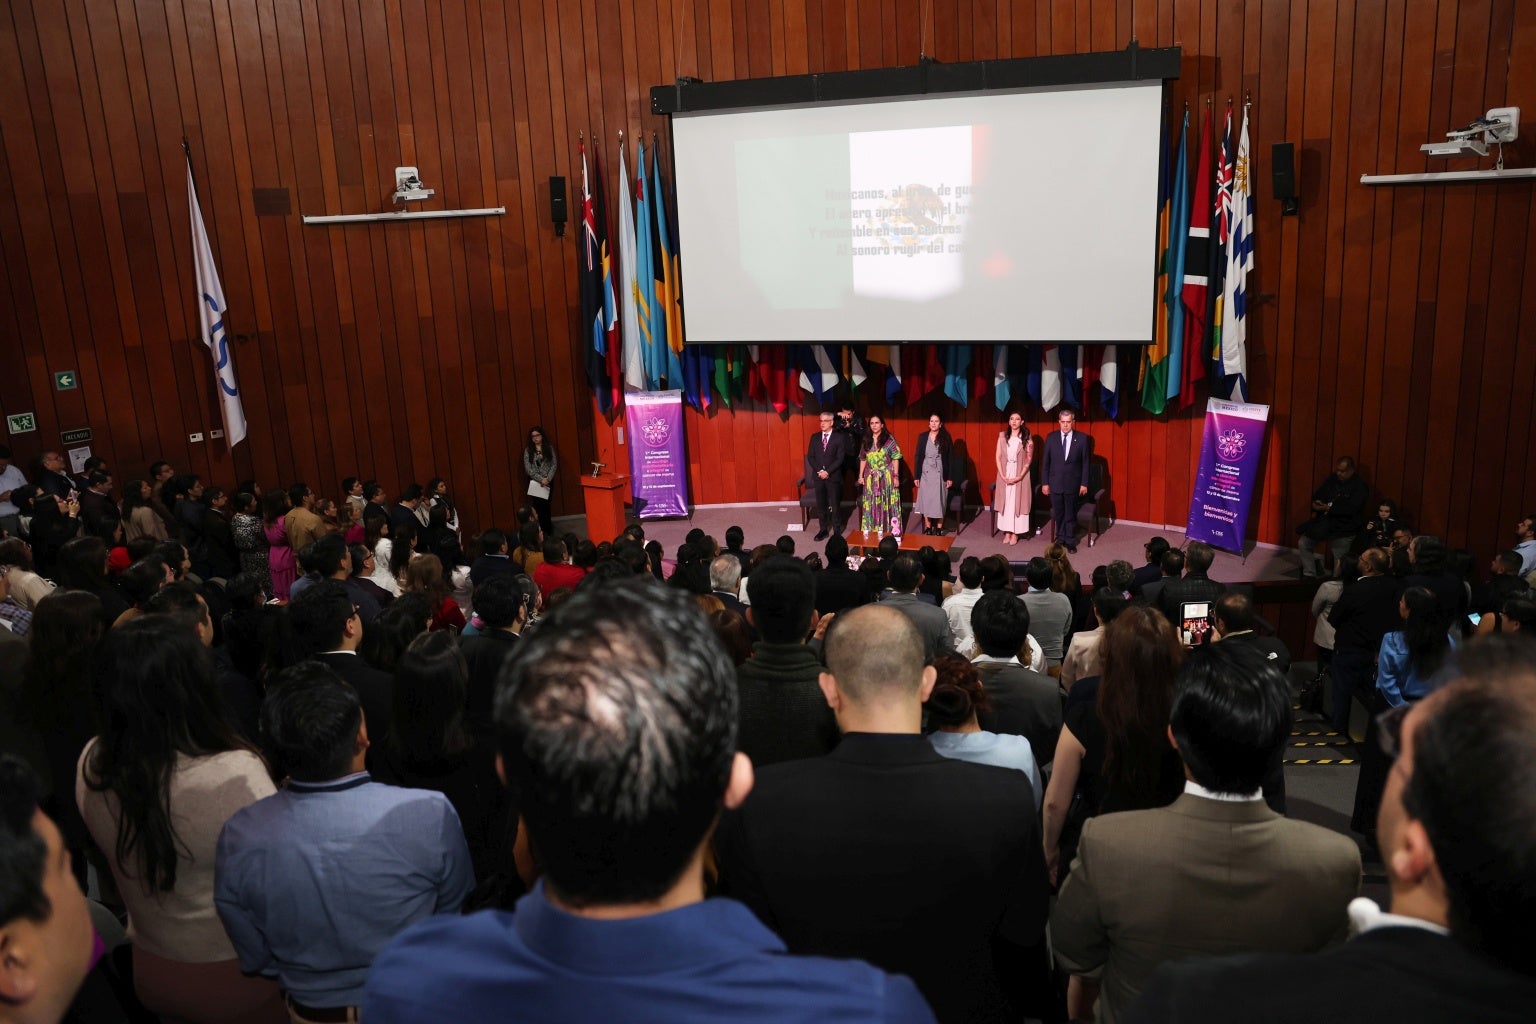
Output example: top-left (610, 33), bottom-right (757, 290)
top-left (261, 490), bottom-right (297, 600)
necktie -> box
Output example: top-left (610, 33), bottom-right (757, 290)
top-left (823, 432), bottom-right (830, 448)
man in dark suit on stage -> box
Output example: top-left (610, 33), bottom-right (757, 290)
top-left (1127, 639), bottom-right (1536, 1024)
top-left (717, 604), bottom-right (1050, 1023)
top-left (805, 411), bottom-right (847, 541)
top-left (1040, 409), bottom-right (1091, 552)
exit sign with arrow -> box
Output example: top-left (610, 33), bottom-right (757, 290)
top-left (54, 370), bottom-right (79, 391)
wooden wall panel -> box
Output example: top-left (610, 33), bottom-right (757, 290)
top-left (1, 0), bottom-right (1533, 555)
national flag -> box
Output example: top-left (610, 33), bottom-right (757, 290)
top-left (713, 345), bottom-right (746, 407)
top-left (993, 346), bottom-right (1014, 410)
top-left (905, 347), bottom-right (944, 405)
top-left (1141, 116), bottom-right (1175, 415)
top-left (648, 141), bottom-right (685, 391)
top-left (1060, 345), bottom-right (1082, 409)
top-left (1220, 104), bottom-right (1252, 401)
top-left (943, 345), bottom-right (972, 407)
top-left (1024, 345), bottom-right (1043, 407)
top-left (187, 158), bottom-right (248, 446)
top-left (1178, 107), bottom-right (1212, 408)
top-left (634, 138), bottom-right (664, 389)
top-left (798, 345), bottom-right (839, 403)
top-left (1210, 103), bottom-right (1234, 384)
top-left (616, 140), bottom-right (645, 393)
top-left (1099, 345), bottom-right (1121, 419)
top-left (1164, 110), bottom-right (1191, 407)
top-left (969, 345), bottom-right (991, 410)
top-left (1040, 345), bottom-right (1063, 410)
top-left (885, 347), bottom-right (903, 404)
top-left (591, 144), bottom-right (622, 409)
top-left (748, 345), bottom-right (792, 413)
top-left (578, 141), bottom-right (614, 412)
top-left (844, 346), bottom-right (868, 392)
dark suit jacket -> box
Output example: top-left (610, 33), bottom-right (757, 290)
top-left (717, 733), bottom-right (1049, 1024)
top-left (37, 468), bottom-right (76, 498)
top-left (1040, 429), bottom-right (1091, 493)
top-left (1220, 630), bottom-right (1292, 676)
top-left (362, 500), bottom-right (389, 524)
top-left (1130, 563), bottom-right (1162, 597)
top-left (1157, 573), bottom-right (1228, 623)
top-left (313, 652), bottom-right (395, 746)
top-left (805, 429), bottom-right (848, 484)
top-left (78, 489), bottom-right (119, 534)
top-left (712, 589), bottom-right (749, 619)
top-left (1328, 573), bottom-right (1404, 653)
top-left (974, 661), bottom-right (1063, 766)
top-left (1125, 926), bottom-right (1536, 1024)
top-left (388, 503), bottom-right (420, 534)
top-left (735, 642), bottom-right (839, 768)
top-left (468, 554), bottom-right (516, 589)
top-left (1053, 793), bottom-right (1361, 1024)
top-left (459, 631), bottom-right (520, 740)
top-left (814, 564), bottom-right (873, 615)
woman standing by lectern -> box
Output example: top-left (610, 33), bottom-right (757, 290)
top-left (858, 415), bottom-right (903, 537)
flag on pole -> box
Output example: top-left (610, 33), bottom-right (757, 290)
top-left (1210, 103), bottom-right (1234, 386)
top-left (798, 346), bottom-right (839, 403)
top-left (1024, 346), bottom-right (1043, 407)
top-left (994, 346), bottom-right (1014, 410)
top-left (1164, 110), bottom-right (1191, 407)
top-left (1220, 104), bottom-right (1253, 401)
top-left (1099, 345), bottom-right (1121, 419)
top-left (590, 144), bottom-right (622, 409)
top-left (844, 346), bottom-right (868, 393)
top-left (579, 141), bottom-right (614, 412)
top-left (635, 138), bottom-right (665, 390)
top-left (1178, 107), bottom-right (1213, 408)
top-left (1141, 119), bottom-right (1175, 415)
top-left (885, 347), bottom-right (903, 403)
top-left (648, 141), bottom-right (685, 391)
top-left (616, 139), bottom-right (645, 393)
top-left (943, 345), bottom-right (972, 407)
top-left (1060, 345), bottom-right (1082, 409)
top-left (1040, 345), bottom-right (1063, 410)
top-left (187, 158), bottom-right (247, 447)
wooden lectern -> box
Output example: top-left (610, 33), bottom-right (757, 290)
top-left (580, 474), bottom-right (629, 542)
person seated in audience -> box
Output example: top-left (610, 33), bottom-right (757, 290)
top-left (0, 540), bottom-right (51, 613)
top-left (918, 548), bottom-right (952, 605)
top-left (775, 535), bottom-right (795, 557)
top-left (0, 444), bottom-right (29, 519)
top-left (1053, 643), bottom-right (1360, 1024)
top-left (1043, 605), bottom-right (1187, 885)
top-left (968, 591), bottom-right (1062, 768)
top-left (400, 554), bottom-right (466, 633)
top-left (735, 556), bottom-right (839, 769)
top-left (1021, 556), bottom-right (1073, 667)
top-left (941, 556), bottom-right (986, 656)
top-left (1210, 592), bottom-right (1292, 674)
top-left (724, 524), bottom-right (752, 574)
top-left (346, 542), bottom-right (394, 615)
top-left (1404, 535), bottom-right (1468, 626)
top-left (77, 617), bottom-right (285, 1023)
top-left (216, 662), bottom-right (473, 1023)
top-left (1129, 638), bottom-right (1536, 1023)
top-left (1474, 594), bottom-right (1536, 636)
top-left (288, 580), bottom-right (395, 751)
top-left (459, 575), bottom-right (538, 741)
top-left (1138, 549), bottom-right (1182, 610)
top-left (0, 755), bottom-right (97, 1024)
top-left (924, 653), bottom-right (1041, 810)
top-left (877, 554), bottom-right (954, 658)
top-left (1295, 456), bottom-right (1368, 578)
top-left (468, 528), bottom-right (513, 587)
top-left (710, 608), bottom-right (753, 666)
top-left (1131, 537), bottom-right (1171, 597)
top-left (509, 521), bottom-right (543, 576)
top-left (707, 554), bottom-right (747, 617)
top-left (1473, 549), bottom-right (1530, 614)
top-left (531, 537), bottom-right (584, 605)
top-left (1515, 513), bottom-right (1536, 576)
top-left (363, 579), bottom-right (934, 1023)
top-left (1062, 587), bottom-right (1129, 692)
top-left (1156, 542), bottom-right (1227, 625)
top-left (717, 604), bottom-right (1048, 1024)
top-left (0, 562), bottom-right (32, 638)
top-left (1354, 498), bottom-right (1403, 555)
top-left (814, 533), bottom-right (872, 615)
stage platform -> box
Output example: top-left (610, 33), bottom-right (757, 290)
top-left (559, 502), bottom-right (1304, 586)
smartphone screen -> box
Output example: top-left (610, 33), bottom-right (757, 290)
top-left (1468, 612), bottom-right (1482, 626)
top-left (1180, 601), bottom-right (1212, 647)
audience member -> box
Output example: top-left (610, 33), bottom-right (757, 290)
top-left (216, 662), bottom-right (473, 1021)
top-left (401, 554), bottom-right (467, 633)
top-left (1052, 643), bottom-right (1360, 1024)
top-left (1295, 456), bottom-right (1368, 578)
top-left (1515, 513), bottom-right (1536, 576)
top-left (1327, 547), bottom-right (1404, 734)
top-left (510, 521), bottom-right (543, 576)
top-left (736, 556), bottom-right (838, 768)
top-left (76, 617), bottom-right (284, 1022)
top-left (0, 444), bottom-right (29, 519)
top-left (289, 580), bottom-right (395, 751)
top-left (924, 653), bottom-right (1041, 810)
top-left (468, 528), bottom-right (514, 587)
top-left (1474, 594), bottom-right (1536, 636)
top-left (813, 534), bottom-right (872, 614)
top-left (1129, 638), bottom-right (1536, 1023)
top-left (1473, 549), bottom-right (1531, 614)
top-left (941, 555), bottom-right (986, 655)
top-left (0, 755), bottom-right (97, 1024)
top-left (1140, 549), bottom-right (1182, 609)
top-left (1021, 557), bottom-right (1073, 666)
top-left (1131, 537), bottom-right (1171, 596)
top-left (0, 540), bottom-right (50, 612)
top-left (708, 554), bottom-right (747, 617)
top-left (1211, 592), bottom-right (1292, 674)
top-left (969, 591), bottom-right (1063, 768)
top-left (710, 608), bottom-right (754, 665)
top-left (532, 537), bottom-right (585, 604)
top-left (388, 485), bottom-right (425, 535)
top-left (50, 537), bottom-right (127, 624)
top-left (261, 490), bottom-right (297, 601)
top-left (459, 574), bottom-right (538, 740)
top-left (878, 553), bottom-right (954, 658)
top-left (718, 604), bottom-right (1048, 1023)
top-left (1062, 587), bottom-right (1129, 692)
top-left (1404, 535), bottom-right (1469, 628)
top-left (346, 542), bottom-right (394, 615)
top-left (283, 483), bottom-right (330, 559)
top-left (1156, 542), bottom-right (1227, 624)
top-left (357, 592), bottom-right (431, 676)
top-left (724, 523), bottom-right (752, 574)
top-left (363, 579), bottom-right (933, 1023)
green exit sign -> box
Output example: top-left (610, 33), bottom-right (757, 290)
top-left (6, 412), bottom-right (36, 434)
top-left (54, 370), bottom-right (79, 391)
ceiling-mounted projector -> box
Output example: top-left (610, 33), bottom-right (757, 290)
top-left (1421, 106), bottom-right (1519, 157)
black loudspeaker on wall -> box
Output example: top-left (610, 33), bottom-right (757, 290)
top-left (549, 175), bottom-right (568, 235)
top-left (1271, 143), bottom-right (1299, 216)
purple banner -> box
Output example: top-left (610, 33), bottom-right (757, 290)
top-left (1186, 398), bottom-right (1270, 554)
top-left (625, 390), bottom-right (691, 519)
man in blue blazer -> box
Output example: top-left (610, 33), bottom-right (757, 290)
top-left (1040, 409), bottom-right (1092, 552)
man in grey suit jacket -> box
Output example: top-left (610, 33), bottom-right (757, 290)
top-left (1052, 643), bottom-right (1361, 1024)
top-left (877, 553), bottom-right (953, 659)
top-left (969, 590), bottom-right (1062, 768)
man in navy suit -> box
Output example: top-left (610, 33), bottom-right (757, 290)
top-left (1040, 409), bottom-right (1091, 552)
top-left (806, 411), bottom-right (848, 541)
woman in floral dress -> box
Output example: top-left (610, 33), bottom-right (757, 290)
top-left (858, 414), bottom-right (903, 536)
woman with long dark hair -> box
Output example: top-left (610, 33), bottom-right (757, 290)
top-left (1042, 604), bottom-right (1185, 884)
top-left (261, 489), bottom-right (296, 601)
top-left (857, 414), bottom-right (903, 537)
top-left (994, 411), bottom-right (1034, 545)
top-left (401, 553), bottom-right (465, 633)
top-left (522, 426), bottom-right (557, 537)
top-left (51, 536), bottom-right (128, 624)
top-left (76, 617), bottom-right (283, 1022)
top-left (365, 515), bottom-right (400, 596)
top-left (371, 632), bottom-right (511, 889)
top-left (388, 518), bottom-right (418, 585)
top-left (914, 413), bottom-right (954, 536)
top-left (14, 485), bottom-right (80, 575)
top-left (122, 477), bottom-right (169, 543)
top-left (230, 491), bottom-right (270, 594)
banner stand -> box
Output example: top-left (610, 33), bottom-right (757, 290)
top-left (624, 390), bottom-right (691, 520)
top-left (1185, 398), bottom-right (1270, 555)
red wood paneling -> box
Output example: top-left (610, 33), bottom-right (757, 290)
top-left (0, 0), bottom-right (1532, 553)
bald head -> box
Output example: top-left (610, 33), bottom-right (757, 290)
top-left (823, 605), bottom-right (926, 706)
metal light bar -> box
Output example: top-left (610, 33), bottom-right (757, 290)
top-left (1360, 168), bottom-right (1536, 185)
top-left (302, 207), bottom-right (506, 225)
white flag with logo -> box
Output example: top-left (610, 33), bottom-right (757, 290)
top-left (188, 161), bottom-right (247, 446)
